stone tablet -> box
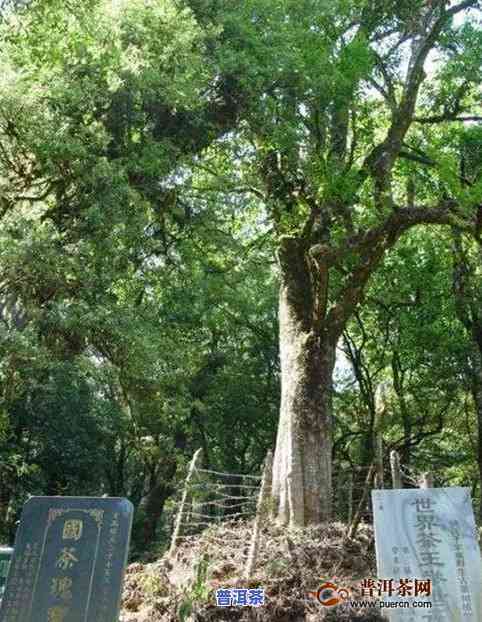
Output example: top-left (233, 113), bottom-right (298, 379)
top-left (372, 487), bottom-right (482, 622)
top-left (0, 497), bottom-right (133, 622)
top-left (0, 548), bottom-right (13, 598)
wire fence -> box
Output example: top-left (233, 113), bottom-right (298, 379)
top-left (166, 448), bottom-right (473, 580)
top-left (332, 457), bottom-right (441, 525)
top-left (163, 447), bottom-right (482, 589)
top-left (168, 450), bottom-right (446, 559)
top-left (170, 463), bottom-right (261, 549)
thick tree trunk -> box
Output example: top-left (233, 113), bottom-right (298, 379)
top-left (272, 240), bottom-right (335, 526)
top-left (139, 480), bottom-right (172, 549)
top-left (139, 454), bottom-right (178, 550)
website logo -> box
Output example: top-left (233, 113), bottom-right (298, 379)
top-left (308, 578), bottom-right (432, 610)
top-left (309, 581), bottom-right (350, 607)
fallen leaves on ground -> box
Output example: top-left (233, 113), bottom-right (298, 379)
top-left (121, 519), bottom-right (387, 621)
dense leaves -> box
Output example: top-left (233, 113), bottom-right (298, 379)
top-left (0, 0), bottom-right (481, 546)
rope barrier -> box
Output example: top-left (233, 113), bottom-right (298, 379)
top-left (195, 467), bottom-right (262, 480)
top-left (172, 499), bottom-right (255, 510)
top-left (203, 491), bottom-right (256, 501)
top-left (189, 510), bottom-right (254, 520)
top-left (169, 446), bottom-right (449, 586)
top-left (171, 452), bottom-right (434, 562)
top-left (188, 482), bottom-right (261, 489)
top-left (169, 459), bottom-right (262, 552)
top-left (195, 500), bottom-right (255, 509)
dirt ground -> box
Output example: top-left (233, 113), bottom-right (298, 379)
top-left (120, 519), bottom-right (388, 622)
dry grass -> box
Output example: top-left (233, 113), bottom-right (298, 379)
top-left (121, 519), bottom-right (387, 621)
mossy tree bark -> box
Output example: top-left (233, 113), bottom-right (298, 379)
top-left (272, 238), bottom-right (336, 525)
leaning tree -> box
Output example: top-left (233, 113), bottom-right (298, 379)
top-left (0, 0), bottom-right (481, 527)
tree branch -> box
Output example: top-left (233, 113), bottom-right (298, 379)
top-left (399, 149), bottom-right (437, 167)
top-left (361, 5), bottom-right (467, 198)
top-left (371, 52), bottom-right (398, 112)
top-left (323, 202), bottom-right (468, 338)
top-left (414, 115), bottom-right (482, 124)
top-left (311, 201), bottom-right (469, 266)
top-left (445, 0), bottom-right (480, 17)
top-left (452, 228), bottom-right (478, 333)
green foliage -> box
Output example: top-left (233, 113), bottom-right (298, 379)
top-left (335, 227), bottom-right (481, 509)
top-left (0, 0), bottom-right (481, 545)
top-left (178, 555), bottom-right (211, 621)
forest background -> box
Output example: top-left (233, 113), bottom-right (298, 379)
top-left (0, 0), bottom-right (481, 558)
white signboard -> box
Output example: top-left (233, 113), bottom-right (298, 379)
top-left (372, 487), bottom-right (482, 622)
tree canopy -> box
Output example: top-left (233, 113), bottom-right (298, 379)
top-left (0, 0), bottom-right (481, 547)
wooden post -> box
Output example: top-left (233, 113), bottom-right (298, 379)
top-left (347, 464), bottom-right (375, 540)
top-left (168, 448), bottom-right (202, 557)
top-left (390, 450), bottom-right (402, 489)
top-left (347, 470), bottom-right (353, 525)
top-left (375, 433), bottom-right (384, 489)
top-left (419, 472), bottom-right (433, 489)
top-left (244, 451), bottom-right (273, 580)
top-left (336, 467), bottom-right (344, 520)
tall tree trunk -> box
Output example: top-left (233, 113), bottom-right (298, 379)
top-left (392, 350), bottom-right (411, 466)
top-left (271, 239), bottom-right (335, 526)
top-left (139, 481), bottom-right (172, 549)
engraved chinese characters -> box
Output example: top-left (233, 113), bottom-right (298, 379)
top-left (372, 488), bottom-right (482, 622)
top-left (0, 548), bottom-right (13, 599)
top-left (0, 497), bottom-right (133, 622)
